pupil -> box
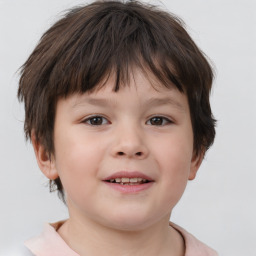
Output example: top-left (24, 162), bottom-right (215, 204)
top-left (151, 117), bottom-right (162, 125)
top-left (91, 117), bottom-right (102, 125)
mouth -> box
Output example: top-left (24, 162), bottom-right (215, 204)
top-left (105, 177), bottom-right (151, 185)
top-left (103, 171), bottom-right (154, 191)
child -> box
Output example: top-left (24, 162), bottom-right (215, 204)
top-left (18, 0), bottom-right (218, 255)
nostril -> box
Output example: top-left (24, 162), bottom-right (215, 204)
top-left (116, 151), bottom-right (143, 157)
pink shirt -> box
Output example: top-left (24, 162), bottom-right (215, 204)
top-left (25, 221), bottom-right (218, 256)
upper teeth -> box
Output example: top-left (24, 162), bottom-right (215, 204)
top-left (109, 178), bottom-right (147, 183)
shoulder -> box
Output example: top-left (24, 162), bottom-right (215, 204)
top-left (170, 222), bottom-right (218, 256)
top-left (24, 221), bottom-right (79, 256)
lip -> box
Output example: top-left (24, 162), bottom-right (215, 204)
top-left (104, 181), bottom-right (154, 193)
top-left (103, 171), bottom-right (154, 194)
top-left (104, 171), bottom-right (154, 181)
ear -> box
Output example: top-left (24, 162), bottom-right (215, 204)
top-left (31, 132), bottom-right (59, 180)
top-left (188, 151), bottom-right (204, 180)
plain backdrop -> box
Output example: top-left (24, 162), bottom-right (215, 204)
top-left (1, 0), bottom-right (256, 255)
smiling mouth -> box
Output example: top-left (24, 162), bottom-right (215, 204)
top-left (106, 177), bottom-right (151, 185)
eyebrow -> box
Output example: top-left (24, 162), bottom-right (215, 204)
top-left (72, 98), bottom-right (118, 108)
top-left (72, 96), bottom-right (185, 111)
top-left (144, 97), bottom-right (185, 111)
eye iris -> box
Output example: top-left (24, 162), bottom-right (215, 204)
top-left (90, 117), bottom-right (103, 125)
top-left (151, 117), bottom-right (163, 125)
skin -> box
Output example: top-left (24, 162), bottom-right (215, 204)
top-left (33, 69), bottom-right (203, 256)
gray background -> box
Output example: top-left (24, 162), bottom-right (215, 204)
top-left (1, 0), bottom-right (256, 255)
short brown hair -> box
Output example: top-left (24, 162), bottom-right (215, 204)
top-left (18, 0), bottom-right (216, 202)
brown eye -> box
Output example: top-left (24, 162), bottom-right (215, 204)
top-left (150, 117), bottom-right (163, 125)
top-left (147, 116), bottom-right (171, 126)
top-left (84, 116), bottom-right (108, 125)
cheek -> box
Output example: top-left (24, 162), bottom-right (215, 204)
top-left (156, 133), bottom-right (193, 170)
top-left (55, 129), bottom-right (103, 168)
top-left (153, 134), bottom-right (193, 195)
top-left (160, 149), bottom-right (191, 188)
top-left (53, 131), bottom-right (104, 193)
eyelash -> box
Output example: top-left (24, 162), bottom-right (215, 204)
top-left (82, 115), bottom-right (173, 126)
top-left (82, 116), bottom-right (110, 126)
top-left (146, 116), bottom-right (173, 126)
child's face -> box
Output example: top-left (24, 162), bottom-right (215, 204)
top-left (40, 69), bottom-right (201, 230)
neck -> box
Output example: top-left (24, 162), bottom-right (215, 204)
top-left (58, 214), bottom-right (184, 256)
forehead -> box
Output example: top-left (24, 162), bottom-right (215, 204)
top-left (68, 69), bottom-right (188, 112)
top-left (85, 66), bottom-right (180, 95)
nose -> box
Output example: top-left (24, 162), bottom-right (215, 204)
top-left (110, 124), bottom-right (149, 160)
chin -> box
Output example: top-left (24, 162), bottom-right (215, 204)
top-left (102, 211), bottom-right (158, 232)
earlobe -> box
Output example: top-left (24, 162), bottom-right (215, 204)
top-left (188, 151), bottom-right (204, 180)
top-left (31, 132), bottom-right (59, 180)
